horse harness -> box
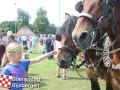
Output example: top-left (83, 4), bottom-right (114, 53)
top-left (98, 36), bottom-right (120, 71)
top-left (78, 0), bottom-right (120, 70)
top-left (58, 44), bottom-right (102, 69)
top-left (78, 0), bottom-right (117, 49)
top-left (58, 44), bottom-right (103, 79)
top-left (58, 45), bottom-right (78, 69)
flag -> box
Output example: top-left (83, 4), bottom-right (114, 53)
top-left (0, 74), bottom-right (12, 88)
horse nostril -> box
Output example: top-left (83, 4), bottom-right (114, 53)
top-left (60, 60), bottom-right (65, 65)
top-left (79, 32), bottom-right (88, 42)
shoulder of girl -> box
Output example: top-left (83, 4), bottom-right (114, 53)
top-left (1, 68), bottom-right (10, 75)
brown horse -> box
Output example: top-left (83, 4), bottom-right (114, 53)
top-left (72, 0), bottom-right (120, 90)
top-left (56, 15), bottom-right (112, 90)
top-left (56, 16), bottom-right (80, 69)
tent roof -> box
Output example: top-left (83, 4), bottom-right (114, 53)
top-left (17, 26), bottom-right (34, 36)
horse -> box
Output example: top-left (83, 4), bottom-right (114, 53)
top-left (56, 16), bottom-right (80, 69)
top-left (56, 15), bottom-right (111, 90)
top-left (72, 0), bottom-right (120, 90)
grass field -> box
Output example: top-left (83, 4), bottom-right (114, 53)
top-left (0, 43), bottom-right (106, 90)
top-left (23, 43), bottom-right (106, 90)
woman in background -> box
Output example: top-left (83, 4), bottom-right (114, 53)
top-left (28, 36), bottom-right (32, 53)
top-left (0, 29), bottom-right (7, 67)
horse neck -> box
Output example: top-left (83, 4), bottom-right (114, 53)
top-left (86, 49), bottom-right (97, 63)
top-left (107, 2), bottom-right (120, 63)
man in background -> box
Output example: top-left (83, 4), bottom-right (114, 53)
top-left (21, 35), bottom-right (27, 45)
top-left (45, 34), bottom-right (52, 60)
top-left (32, 35), bottom-right (37, 53)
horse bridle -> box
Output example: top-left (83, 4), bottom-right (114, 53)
top-left (58, 45), bottom-right (77, 61)
top-left (78, 0), bottom-right (117, 49)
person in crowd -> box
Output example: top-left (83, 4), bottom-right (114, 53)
top-left (54, 34), bottom-right (69, 80)
top-left (39, 42), bottom-right (45, 55)
top-left (0, 29), bottom-right (2, 44)
top-left (78, 52), bottom-right (85, 61)
top-left (7, 31), bottom-right (12, 36)
top-left (0, 29), bottom-right (7, 68)
top-left (1, 43), bottom-right (56, 90)
top-left (21, 35), bottom-right (27, 45)
top-left (39, 35), bottom-right (43, 44)
top-left (2, 33), bottom-right (8, 45)
top-left (0, 29), bottom-right (2, 46)
top-left (43, 35), bottom-right (46, 44)
top-left (28, 36), bottom-right (32, 53)
top-left (16, 35), bottom-right (21, 44)
top-left (32, 35), bottom-right (37, 53)
top-left (50, 35), bottom-right (55, 58)
top-left (45, 34), bottom-right (52, 60)
top-left (7, 34), bottom-right (18, 44)
top-left (22, 45), bottom-right (29, 78)
top-left (0, 29), bottom-right (1, 73)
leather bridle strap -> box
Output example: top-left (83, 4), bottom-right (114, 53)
top-left (102, 0), bottom-right (111, 16)
top-left (58, 45), bottom-right (77, 56)
top-left (79, 12), bottom-right (98, 28)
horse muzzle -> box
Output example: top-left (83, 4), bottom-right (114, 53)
top-left (72, 31), bottom-right (91, 50)
top-left (56, 59), bottom-right (69, 69)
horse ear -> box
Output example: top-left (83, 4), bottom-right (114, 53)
top-left (75, 1), bottom-right (83, 13)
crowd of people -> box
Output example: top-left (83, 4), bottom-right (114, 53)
top-left (0, 28), bottom-right (86, 89)
top-left (0, 29), bottom-right (57, 90)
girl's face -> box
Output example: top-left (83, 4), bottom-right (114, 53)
top-left (12, 49), bottom-right (22, 61)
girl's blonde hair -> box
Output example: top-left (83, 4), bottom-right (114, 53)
top-left (1, 43), bottom-right (22, 68)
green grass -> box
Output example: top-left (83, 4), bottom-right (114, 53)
top-left (23, 43), bottom-right (106, 90)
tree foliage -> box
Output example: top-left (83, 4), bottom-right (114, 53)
top-left (0, 21), bottom-right (15, 34)
top-left (29, 24), bottom-right (33, 31)
top-left (33, 7), bottom-right (49, 34)
top-left (0, 7), bottom-right (58, 35)
top-left (47, 24), bottom-right (57, 34)
top-left (17, 8), bottom-right (31, 30)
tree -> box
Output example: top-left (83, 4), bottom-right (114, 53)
top-left (0, 21), bottom-right (15, 34)
top-left (47, 24), bottom-right (57, 34)
top-left (33, 7), bottom-right (49, 34)
top-left (29, 24), bottom-right (33, 31)
top-left (17, 8), bottom-right (31, 30)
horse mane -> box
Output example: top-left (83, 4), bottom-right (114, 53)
top-left (59, 16), bottom-right (77, 36)
top-left (115, 2), bottom-right (120, 26)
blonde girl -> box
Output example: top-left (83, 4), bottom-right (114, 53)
top-left (1, 43), bottom-right (56, 90)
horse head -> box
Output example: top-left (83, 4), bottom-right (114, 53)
top-left (72, 0), bottom-right (115, 50)
top-left (56, 16), bottom-right (79, 69)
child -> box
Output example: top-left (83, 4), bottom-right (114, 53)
top-left (39, 42), bottom-right (45, 55)
top-left (28, 36), bottom-right (32, 53)
top-left (1, 43), bottom-right (56, 90)
top-left (22, 45), bottom-right (29, 78)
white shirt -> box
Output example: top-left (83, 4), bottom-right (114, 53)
top-left (55, 40), bottom-right (61, 51)
top-left (21, 36), bottom-right (27, 41)
top-left (40, 45), bottom-right (45, 52)
top-left (2, 37), bottom-right (8, 45)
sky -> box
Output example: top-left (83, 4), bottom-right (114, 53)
top-left (0, 0), bottom-right (80, 27)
